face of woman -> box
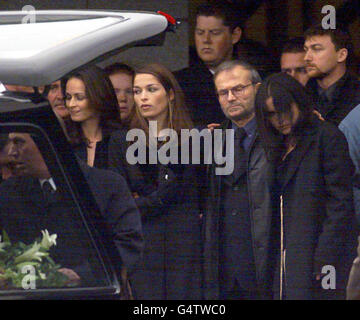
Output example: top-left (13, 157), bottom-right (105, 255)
top-left (65, 77), bottom-right (98, 123)
top-left (265, 96), bottom-right (300, 135)
top-left (133, 73), bottom-right (173, 124)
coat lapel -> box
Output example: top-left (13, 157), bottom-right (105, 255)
top-left (280, 125), bottom-right (318, 191)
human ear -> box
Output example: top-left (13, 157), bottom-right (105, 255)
top-left (337, 48), bottom-right (348, 63)
top-left (231, 27), bottom-right (242, 45)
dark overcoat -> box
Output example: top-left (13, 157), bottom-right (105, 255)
top-left (273, 119), bottom-right (358, 299)
top-left (108, 129), bottom-right (202, 300)
top-left (203, 120), bottom-right (277, 300)
top-left (306, 71), bottom-right (360, 126)
top-left (174, 61), bottom-right (226, 127)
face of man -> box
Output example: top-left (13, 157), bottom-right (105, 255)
top-left (215, 65), bottom-right (260, 124)
top-left (109, 72), bottom-right (134, 121)
top-left (47, 80), bottom-right (69, 119)
top-left (304, 35), bottom-right (347, 80)
top-left (195, 15), bottom-right (241, 69)
top-left (280, 52), bottom-right (309, 86)
top-left (6, 133), bottom-right (50, 179)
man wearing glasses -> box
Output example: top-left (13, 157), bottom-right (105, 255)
top-left (203, 60), bottom-right (275, 300)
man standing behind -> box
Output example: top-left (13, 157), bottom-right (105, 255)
top-left (203, 60), bottom-right (275, 300)
top-left (175, 2), bottom-right (242, 127)
top-left (280, 37), bottom-right (309, 86)
top-left (304, 24), bottom-right (360, 125)
top-left (44, 80), bottom-right (70, 119)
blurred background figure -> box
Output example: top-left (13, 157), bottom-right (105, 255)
top-left (304, 24), bottom-right (360, 125)
top-left (44, 80), bottom-right (70, 119)
top-left (175, 2), bottom-right (242, 127)
top-left (280, 37), bottom-right (309, 86)
top-left (62, 65), bottom-right (121, 168)
top-left (104, 63), bottom-right (135, 128)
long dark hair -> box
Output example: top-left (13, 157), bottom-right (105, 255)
top-left (255, 72), bottom-right (316, 163)
top-left (62, 65), bottom-right (121, 145)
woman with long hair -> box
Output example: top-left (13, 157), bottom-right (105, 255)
top-left (63, 65), bottom-right (121, 168)
top-left (108, 63), bottom-right (202, 300)
top-left (255, 72), bottom-right (358, 299)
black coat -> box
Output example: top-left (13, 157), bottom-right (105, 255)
top-left (203, 120), bottom-right (276, 299)
top-left (108, 130), bottom-right (202, 300)
top-left (306, 71), bottom-right (360, 126)
top-left (72, 135), bottom-right (111, 170)
top-left (78, 162), bottom-right (143, 273)
top-left (273, 119), bottom-right (358, 299)
top-left (174, 61), bottom-right (226, 127)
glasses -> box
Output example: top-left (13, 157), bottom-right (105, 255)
top-left (217, 83), bottom-right (254, 99)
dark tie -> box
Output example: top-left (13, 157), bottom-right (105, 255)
top-left (318, 91), bottom-right (329, 116)
top-left (232, 127), bottom-right (247, 182)
top-left (42, 180), bottom-right (56, 202)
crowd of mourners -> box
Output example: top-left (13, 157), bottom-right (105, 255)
top-left (2, 2), bottom-right (360, 300)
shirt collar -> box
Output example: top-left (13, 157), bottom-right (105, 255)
top-left (317, 71), bottom-right (349, 102)
top-left (231, 116), bottom-right (257, 137)
top-left (39, 178), bottom-right (57, 191)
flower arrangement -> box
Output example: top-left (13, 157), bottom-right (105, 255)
top-left (0, 229), bottom-right (69, 289)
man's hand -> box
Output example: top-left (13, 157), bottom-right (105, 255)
top-left (207, 123), bottom-right (221, 131)
top-left (313, 110), bottom-right (325, 121)
top-left (58, 268), bottom-right (81, 286)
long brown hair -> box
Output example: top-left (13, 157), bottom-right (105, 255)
top-left (130, 63), bottom-right (194, 142)
top-left (62, 65), bottom-right (121, 145)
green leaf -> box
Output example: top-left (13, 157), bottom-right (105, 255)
top-left (2, 230), bottom-right (10, 244)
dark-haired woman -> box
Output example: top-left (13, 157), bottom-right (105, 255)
top-left (108, 63), bottom-right (202, 300)
top-left (63, 65), bottom-right (121, 168)
top-left (255, 72), bottom-right (358, 300)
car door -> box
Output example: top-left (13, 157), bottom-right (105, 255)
top-left (0, 100), bottom-right (124, 299)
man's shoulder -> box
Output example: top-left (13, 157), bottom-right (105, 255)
top-left (174, 62), bottom-right (211, 81)
top-left (79, 161), bottom-right (127, 190)
top-left (340, 103), bottom-right (360, 129)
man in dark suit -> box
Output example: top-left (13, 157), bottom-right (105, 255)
top-left (0, 132), bottom-right (143, 285)
top-left (174, 2), bottom-right (242, 127)
top-left (203, 60), bottom-right (276, 300)
top-left (304, 24), bottom-right (360, 125)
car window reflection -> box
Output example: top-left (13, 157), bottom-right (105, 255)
top-left (0, 132), bottom-right (109, 290)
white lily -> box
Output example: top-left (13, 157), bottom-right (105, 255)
top-left (0, 235), bottom-right (7, 252)
top-left (14, 242), bottom-right (47, 264)
top-left (40, 230), bottom-right (57, 250)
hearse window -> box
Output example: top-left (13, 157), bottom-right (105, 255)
top-left (0, 129), bottom-right (115, 296)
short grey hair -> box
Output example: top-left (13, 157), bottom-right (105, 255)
top-left (213, 59), bottom-right (262, 84)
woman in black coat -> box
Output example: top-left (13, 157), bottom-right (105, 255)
top-left (255, 73), bottom-right (358, 300)
top-left (108, 63), bottom-right (202, 300)
top-left (62, 65), bottom-right (122, 169)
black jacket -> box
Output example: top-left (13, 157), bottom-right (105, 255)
top-left (203, 120), bottom-right (276, 299)
top-left (107, 129), bottom-right (202, 300)
top-left (174, 61), bottom-right (226, 127)
top-left (306, 71), bottom-right (360, 126)
top-left (273, 119), bottom-right (358, 299)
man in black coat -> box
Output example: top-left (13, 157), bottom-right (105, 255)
top-left (304, 24), bottom-right (360, 125)
top-left (0, 132), bottom-right (143, 285)
top-left (174, 2), bottom-right (242, 127)
top-left (203, 60), bottom-right (276, 300)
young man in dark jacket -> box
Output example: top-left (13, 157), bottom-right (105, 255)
top-left (304, 24), bottom-right (360, 125)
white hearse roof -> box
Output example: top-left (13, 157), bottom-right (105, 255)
top-left (0, 10), bottom-right (169, 86)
